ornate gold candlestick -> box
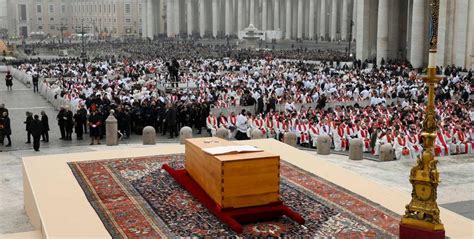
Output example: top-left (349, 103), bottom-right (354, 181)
top-left (400, 0), bottom-right (445, 237)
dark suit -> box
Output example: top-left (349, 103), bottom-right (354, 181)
top-left (166, 106), bottom-right (178, 138)
top-left (41, 114), bottom-right (50, 142)
top-left (32, 74), bottom-right (39, 93)
top-left (76, 108), bottom-right (88, 133)
top-left (57, 109), bottom-right (66, 139)
top-left (30, 119), bottom-right (43, 151)
top-left (3, 116), bottom-right (11, 146)
top-left (64, 110), bottom-right (74, 140)
top-left (25, 115), bottom-right (33, 143)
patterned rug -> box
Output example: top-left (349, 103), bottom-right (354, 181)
top-left (69, 154), bottom-right (400, 238)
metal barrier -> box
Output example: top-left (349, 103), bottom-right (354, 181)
top-left (0, 65), bottom-right (9, 72)
top-left (10, 67), bottom-right (76, 113)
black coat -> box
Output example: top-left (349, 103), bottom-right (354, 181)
top-left (64, 111), bottom-right (74, 129)
top-left (165, 107), bottom-right (177, 126)
top-left (25, 115), bottom-right (33, 132)
top-left (57, 109), bottom-right (66, 125)
top-left (41, 115), bottom-right (50, 131)
top-left (2, 116), bottom-right (11, 135)
top-left (30, 119), bottom-right (43, 137)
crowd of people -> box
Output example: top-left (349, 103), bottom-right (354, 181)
top-left (3, 41), bottom-right (473, 158)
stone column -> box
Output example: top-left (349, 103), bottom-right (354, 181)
top-left (409, 0), bottom-right (425, 68)
top-left (187, 0), bottom-right (193, 36)
top-left (142, 0), bottom-right (147, 38)
top-left (319, 0), bottom-right (326, 40)
top-left (261, 0), bottom-right (267, 30)
top-left (352, 0), bottom-right (357, 41)
top-left (249, 0), bottom-right (255, 25)
top-left (376, 0), bottom-right (389, 64)
top-left (146, 0), bottom-right (155, 39)
top-left (225, 0), bottom-right (232, 35)
top-left (238, 0), bottom-right (244, 31)
top-left (199, 0), bottom-right (206, 37)
top-left (285, 0), bottom-right (291, 39)
top-left (274, 0), bottom-right (280, 30)
top-left (297, 0), bottom-right (303, 39)
top-left (174, 0), bottom-right (180, 36)
top-left (436, 0), bottom-right (447, 66)
top-left (330, 0), bottom-right (337, 41)
top-left (212, 0), bottom-right (218, 37)
top-left (453, 0), bottom-right (468, 67)
top-left (166, 0), bottom-right (173, 37)
top-left (308, 0), bottom-right (315, 40)
top-left (292, 0), bottom-right (297, 37)
top-left (341, 0), bottom-right (348, 41)
top-left (356, 0), bottom-right (369, 60)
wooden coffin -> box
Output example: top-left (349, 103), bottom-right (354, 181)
top-left (185, 137), bottom-right (280, 209)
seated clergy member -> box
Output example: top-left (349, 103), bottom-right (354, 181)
top-left (393, 131), bottom-right (411, 160)
top-left (206, 112), bottom-right (218, 136)
top-left (454, 126), bottom-right (472, 154)
top-left (253, 114), bottom-right (267, 136)
top-left (218, 112), bottom-right (228, 129)
top-left (441, 124), bottom-right (457, 154)
top-left (295, 119), bottom-right (310, 146)
top-left (344, 122), bottom-right (358, 150)
top-left (265, 114), bottom-right (275, 138)
top-left (374, 128), bottom-right (394, 156)
top-left (227, 112), bottom-right (237, 138)
top-left (435, 128), bottom-right (450, 156)
top-left (276, 119), bottom-right (290, 141)
top-left (218, 112), bottom-right (232, 139)
top-left (357, 124), bottom-right (371, 152)
top-left (309, 121), bottom-right (320, 148)
top-left (406, 126), bottom-right (422, 160)
top-left (333, 120), bottom-right (346, 151)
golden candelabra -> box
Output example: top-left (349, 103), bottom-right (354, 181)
top-left (401, 0), bottom-right (444, 232)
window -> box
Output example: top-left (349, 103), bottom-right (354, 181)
top-left (125, 18), bottom-right (131, 24)
top-left (38, 26), bottom-right (43, 30)
top-left (49, 4), bottom-right (54, 13)
top-left (125, 4), bottom-right (131, 14)
top-left (50, 17), bottom-right (54, 21)
top-left (61, 5), bottom-right (66, 13)
top-left (50, 25), bottom-right (55, 30)
top-left (37, 5), bottom-right (42, 13)
top-left (18, 4), bottom-right (27, 22)
top-left (37, 17), bottom-right (42, 21)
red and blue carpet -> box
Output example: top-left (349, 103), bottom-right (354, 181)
top-left (69, 154), bottom-right (400, 238)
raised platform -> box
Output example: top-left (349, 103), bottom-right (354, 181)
top-left (162, 165), bottom-right (304, 233)
top-left (17, 139), bottom-right (474, 238)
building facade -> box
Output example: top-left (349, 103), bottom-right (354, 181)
top-left (143, 0), bottom-right (473, 69)
top-left (4, 0), bottom-right (143, 39)
top-left (0, 0), bottom-right (8, 34)
top-left (5, 0), bottom-right (72, 39)
top-left (70, 0), bottom-right (143, 38)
